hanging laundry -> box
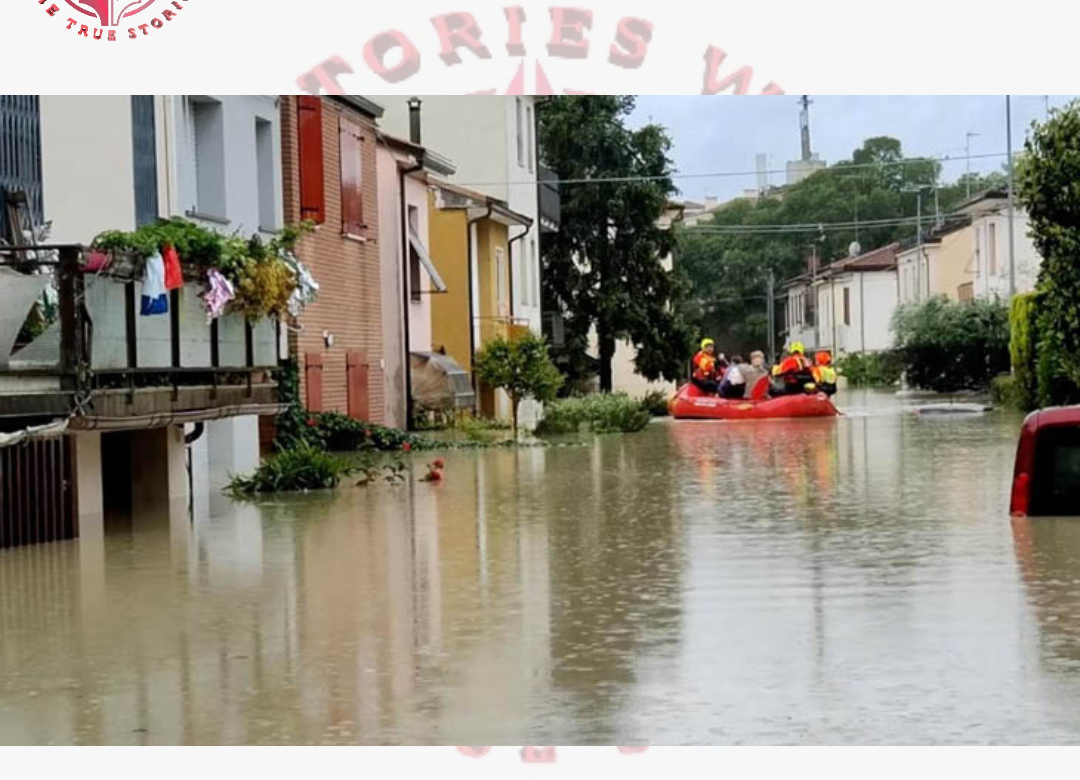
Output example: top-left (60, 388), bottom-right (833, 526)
top-left (140, 252), bottom-right (168, 316)
top-left (162, 244), bottom-right (183, 290)
top-left (201, 269), bottom-right (235, 323)
top-left (282, 250), bottom-right (319, 317)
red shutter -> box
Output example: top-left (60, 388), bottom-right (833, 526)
top-left (304, 352), bottom-right (324, 412)
top-left (297, 97), bottom-right (325, 224)
top-left (339, 117), bottom-right (364, 236)
top-left (346, 350), bottom-right (370, 420)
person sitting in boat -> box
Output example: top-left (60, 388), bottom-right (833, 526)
top-left (771, 342), bottom-right (816, 395)
top-left (814, 351), bottom-right (838, 397)
top-left (741, 351), bottom-right (772, 400)
top-left (719, 355), bottom-right (748, 399)
top-left (691, 338), bottom-right (721, 394)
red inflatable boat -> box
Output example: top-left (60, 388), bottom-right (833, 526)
top-left (669, 382), bottom-right (839, 421)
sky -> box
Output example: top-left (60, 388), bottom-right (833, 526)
top-left (627, 95), bottom-right (1074, 204)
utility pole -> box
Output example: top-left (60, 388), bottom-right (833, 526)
top-left (1006, 95), bottom-right (1017, 298)
top-left (965, 132), bottom-right (980, 199)
top-left (767, 270), bottom-right (776, 363)
top-left (916, 192), bottom-right (923, 301)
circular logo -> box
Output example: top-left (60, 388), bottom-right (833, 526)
top-left (64, 0), bottom-right (157, 27)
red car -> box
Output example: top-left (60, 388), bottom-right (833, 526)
top-left (1011, 406), bottom-right (1080, 516)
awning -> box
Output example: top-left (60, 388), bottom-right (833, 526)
top-left (408, 225), bottom-right (447, 293)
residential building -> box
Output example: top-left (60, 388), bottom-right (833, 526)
top-left (279, 95), bottom-right (386, 426)
top-left (1, 95), bottom-right (283, 548)
top-left (426, 181), bottom-right (532, 419)
top-left (379, 96), bottom-right (543, 425)
top-left (811, 243), bottom-right (900, 356)
top-left (971, 208), bottom-right (1041, 301)
top-left (782, 273), bottom-right (819, 353)
top-left (897, 220), bottom-right (977, 305)
top-left (375, 122), bottom-right (457, 429)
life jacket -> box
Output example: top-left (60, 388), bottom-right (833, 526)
top-left (777, 354), bottom-right (813, 383)
top-left (692, 351), bottom-right (718, 381)
top-left (818, 365), bottom-right (837, 385)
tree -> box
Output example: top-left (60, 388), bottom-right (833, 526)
top-left (675, 136), bottom-right (970, 357)
top-left (538, 96), bottom-right (691, 392)
top-left (473, 332), bottom-right (564, 437)
top-left (1018, 100), bottom-right (1080, 406)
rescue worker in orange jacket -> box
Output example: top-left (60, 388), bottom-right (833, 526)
top-left (813, 351), bottom-right (838, 397)
top-left (771, 342), bottom-right (816, 395)
top-left (691, 338), bottom-right (721, 394)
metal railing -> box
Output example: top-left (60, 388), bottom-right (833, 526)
top-left (1, 245), bottom-right (279, 417)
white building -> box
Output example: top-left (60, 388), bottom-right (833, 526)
top-left (971, 207), bottom-right (1042, 301)
top-left (783, 243), bottom-right (900, 356)
top-left (813, 243), bottom-right (900, 356)
top-left (38, 95), bottom-right (284, 506)
top-left (378, 96), bottom-right (542, 425)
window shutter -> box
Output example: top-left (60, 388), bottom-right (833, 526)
top-left (339, 117), bottom-right (364, 236)
top-left (297, 96), bottom-right (325, 224)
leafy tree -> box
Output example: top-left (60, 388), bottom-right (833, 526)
top-left (474, 332), bottom-right (564, 436)
top-left (673, 136), bottom-right (997, 357)
top-left (538, 96), bottom-right (691, 392)
top-left (891, 296), bottom-right (1010, 392)
top-left (1018, 100), bottom-right (1080, 406)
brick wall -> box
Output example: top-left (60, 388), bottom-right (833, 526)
top-left (281, 96), bottom-right (385, 424)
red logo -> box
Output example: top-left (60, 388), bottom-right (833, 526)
top-left (64, 0), bottom-right (156, 26)
top-left (39, 0), bottom-right (191, 39)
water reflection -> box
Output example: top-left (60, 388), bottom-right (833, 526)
top-left (3, 392), bottom-right (1080, 744)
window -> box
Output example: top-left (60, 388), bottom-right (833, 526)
top-left (1032, 427), bottom-right (1080, 516)
top-left (256, 117), bottom-right (276, 231)
top-left (131, 95), bottom-right (158, 228)
top-left (515, 98), bottom-right (524, 167)
top-left (408, 206), bottom-right (421, 302)
top-left (843, 287), bottom-right (851, 326)
top-left (297, 96), bottom-right (325, 224)
top-left (531, 238), bottom-right (539, 308)
top-left (526, 105), bottom-right (534, 173)
top-left (186, 97), bottom-right (226, 219)
top-left (988, 222), bottom-right (998, 276)
top-left (339, 117), bottom-right (364, 237)
top-left (496, 247), bottom-right (510, 317)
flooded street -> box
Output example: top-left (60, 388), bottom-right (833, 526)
top-left (3, 390), bottom-right (1080, 745)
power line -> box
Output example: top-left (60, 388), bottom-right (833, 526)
top-left (680, 211), bottom-right (1029, 236)
top-left (449, 152), bottom-right (1010, 189)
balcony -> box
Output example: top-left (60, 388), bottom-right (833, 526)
top-left (538, 165), bottom-right (560, 233)
top-left (478, 316), bottom-right (532, 347)
top-left (1, 245), bottom-right (283, 431)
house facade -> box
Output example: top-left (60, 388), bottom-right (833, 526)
top-left (380, 96), bottom-right (542, 425)
top-left (427, 182), bottom-right (532, 419)
top-left (375, 128), bottom-right (456, 429)
top-left (811, 243), bottom-right (900, 356)
top-left (1, 95), bottom-right (284, 547)
top-left (279, 95), bottom-right (386, 425)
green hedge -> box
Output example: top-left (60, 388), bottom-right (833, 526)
top-left (535, 393), bottom-right (652, 435)
top-left (836, 351), bottom-right (903, 388)
top-left (892, 296), bottom-right (1010, 393)
top-left (1009, 292), bottom-right (1040, 411)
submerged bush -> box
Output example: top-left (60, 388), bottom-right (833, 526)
top-left (836, 351), bottom-right (903, 388)
top-left (535, 393), bottom-right (652, 435)
top-left (640, 389), bottom-right (672, 417)
top-left (891, 296), bottom-right (1010, 393)
top-left (227, 443), bottom-right (354, 496)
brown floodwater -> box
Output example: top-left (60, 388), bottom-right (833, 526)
top-left (2, 390), bottom-right (1079, 745)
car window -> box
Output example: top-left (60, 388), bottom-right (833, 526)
top-left (1033, 426), bottom-right (1080, 516)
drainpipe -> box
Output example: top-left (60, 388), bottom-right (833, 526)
top-left (400, 98), bottom-right (425, 430)
top-left (467, 205), bottom-right (494, 395)
top-left (508, 222), bottom-right (533, 322)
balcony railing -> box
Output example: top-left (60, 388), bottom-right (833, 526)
top-left (477, 316), bottom-right (532, 346)
top-left (1, 245), bottom-right (283, 428)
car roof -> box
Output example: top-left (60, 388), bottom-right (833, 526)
top-left (1033, 406), bottom-right (1080, 429)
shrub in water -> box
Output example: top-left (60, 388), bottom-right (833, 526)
top-left (640, 389), bottom-right (672, 417)
top-left (836, 351), bottom-right (903, 388)
top-left (536, 393), bottom-right (652, 435)
top-left (227, 443), bottom-right (354, 496)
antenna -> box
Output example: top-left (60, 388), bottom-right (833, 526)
top-left (800, 96), bottom-right (813, 162)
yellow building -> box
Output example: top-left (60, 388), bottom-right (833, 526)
top-left (428, 182), bottom-right (532, 418)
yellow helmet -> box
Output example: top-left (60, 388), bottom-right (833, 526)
top-left (701, 338), bottom-right (715, 350)
top-left (790, 341), bottom-right (806, 355)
